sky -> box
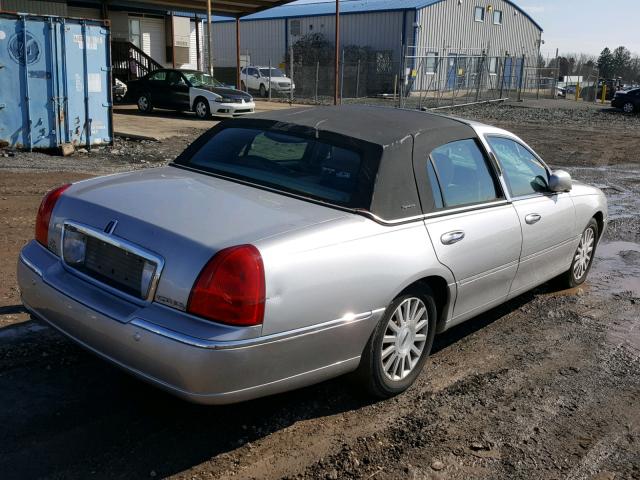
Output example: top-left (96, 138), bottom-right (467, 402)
top-left (289, 0), bottom-right (640, 58)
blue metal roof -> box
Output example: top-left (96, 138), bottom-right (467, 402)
top-left (213, 0), bottom-right (542, 31)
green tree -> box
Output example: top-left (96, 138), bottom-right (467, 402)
top-left (611, 46), bottom-right (631, 78)
top-left (597, 47), bottom-right (614, 78)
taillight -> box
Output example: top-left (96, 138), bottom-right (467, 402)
top-left (187, 245), bottom-right (265, 327)
top-left (35, 184), bottom-right (71, 249)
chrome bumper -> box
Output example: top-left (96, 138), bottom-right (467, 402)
top-left (18, 241), bottom-right (380, 404)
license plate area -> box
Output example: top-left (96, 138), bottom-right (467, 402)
top-left (61, 222), bottom-right (164, 302)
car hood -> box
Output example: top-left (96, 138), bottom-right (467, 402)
top-left (195, 85), bottom-right (252, 100)
top-left (52, 166), bottom-right (347, 309)
top-left (268, 76), bottom-right (291, 82)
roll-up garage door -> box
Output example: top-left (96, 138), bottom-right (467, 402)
top-left (141, 17), bottom-right (166, 66)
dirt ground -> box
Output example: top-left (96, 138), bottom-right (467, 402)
top-left (0, 101), bottom-right (639, 480)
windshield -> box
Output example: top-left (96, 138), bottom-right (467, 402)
top-left (259, 68), bottom-right (286, 78)
top-left (184, 72), bottom-right (223, 87)
top-left (179, 127), bottom-right (364, 206)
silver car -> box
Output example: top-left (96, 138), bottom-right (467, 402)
top-left (18, 106), bottom-right (607, 404)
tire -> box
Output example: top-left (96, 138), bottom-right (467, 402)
top-left (259, 84), bottom-right (267, 98)
top-left (193, 98), bottom-right (210, 119)
top-left (356, 288), bottom-right (437, 399)
top-left (558, 218), bottom-right (599, 288)
top-left (137, 94), bottom-right (153, 113)
top-left (623, 102), bottom-right (636, 114)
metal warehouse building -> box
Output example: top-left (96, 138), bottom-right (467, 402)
top-left (212, 0), bottom-right (543, 93)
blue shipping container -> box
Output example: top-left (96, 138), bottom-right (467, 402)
top-left (0, 12), bottom-right (112, 150)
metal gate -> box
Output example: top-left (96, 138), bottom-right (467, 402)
top-left (401, 46), bottom-right (541, 109)
top-left (0, 12), bottom-right (112, 150)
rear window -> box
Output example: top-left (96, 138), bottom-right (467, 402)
top-left (181, 127), bottom-right (364, 206)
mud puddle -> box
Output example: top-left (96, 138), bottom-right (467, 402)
top-left (591, 241), bottom-right (640, 299)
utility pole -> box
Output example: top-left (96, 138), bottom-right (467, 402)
top-left (206, 0), bottom-right (213, 76)
top-left (334, 0), bottom-right (340, 105)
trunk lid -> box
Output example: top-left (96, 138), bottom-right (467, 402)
top-left (52, 166), bottom-right (347, 310)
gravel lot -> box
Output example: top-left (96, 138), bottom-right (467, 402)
top-left (0, 101), bottom-right (638, 480)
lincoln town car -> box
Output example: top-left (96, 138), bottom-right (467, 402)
top-left (18, 106), bottom-right (607, 404)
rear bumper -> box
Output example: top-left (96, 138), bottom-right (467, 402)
top-left (18, 241), bottom-right (380, 404)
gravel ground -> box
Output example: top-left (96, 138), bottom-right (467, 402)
top-left (0, 100), bottom-right (638, 480)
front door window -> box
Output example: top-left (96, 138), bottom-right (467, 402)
top-left (486, 136), bottom-right (549, 197)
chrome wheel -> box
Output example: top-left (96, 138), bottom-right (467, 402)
top-left (380, 297), bottom-right (429, 381)
top-left (623, 102), bottom-right (635, 113)
top-left (573, 226), bottom-right (595, 280)
top-left (137, 96), bottom-right (149, 112)
top-left (195, 100), bottom-right (208, 118)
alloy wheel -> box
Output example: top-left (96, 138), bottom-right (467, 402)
top-left (623, 102), bottom-right (635, 113)
top-left (380, 297), bottom-right (429, 381)
top-left (573, 226), bottom-right (595, 281)
top-left (196, 101), bottom-right (208, 118)
top-left (137, 96), bottom-right (149, 111)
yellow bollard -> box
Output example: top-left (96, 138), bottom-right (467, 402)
top-left (575, 82), bottom-right (580, 101)
top-left (601, 84), bottom-right (607, 104)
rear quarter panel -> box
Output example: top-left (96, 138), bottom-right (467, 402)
top-left (255, 215), bottom-right (454, 336)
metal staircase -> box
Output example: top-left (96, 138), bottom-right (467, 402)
top-left (111, 40), bottom-right (163, 82)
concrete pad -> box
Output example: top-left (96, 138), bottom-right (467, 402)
top-left (113, 101), bottom-right (308, 141)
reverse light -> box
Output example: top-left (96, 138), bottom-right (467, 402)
top-left (187, 245), bottom-right (265, 327)
top-left (35, 184), bottom-right (71, 250)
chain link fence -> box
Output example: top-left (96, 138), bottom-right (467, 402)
top-left (209, 44), bottom-right (609, 109)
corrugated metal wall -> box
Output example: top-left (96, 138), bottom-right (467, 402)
top-left (412, 0), bottom-right (541, 91)
top-left (67, 6), bottom-right (101, 19)
top-left (212, 18), bottom-right (285, 67)
top-left (0, 0), bottom-right (67, 15)
top-left (212, 10), bottom-right (408, 67)
top-left (416, 0), bottom-right (540, 58)
top-left (289, 10), bottom-right (406, 61)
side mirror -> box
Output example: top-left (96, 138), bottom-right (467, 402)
top-left (548, 169), bottom-right (572, 193)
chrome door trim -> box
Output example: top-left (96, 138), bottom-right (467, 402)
top-left (61, 220), bottom-right (165, 304)
top-left (357, 200), bottom-right (511, 226)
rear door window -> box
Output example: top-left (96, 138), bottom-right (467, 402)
top-left (148, 71), bottom-right (167, 82)
top-left (428, 139), bottom-right (501, 208)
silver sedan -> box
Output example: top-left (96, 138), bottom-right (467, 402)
top-left (18, 106), bottom-right (607, 404)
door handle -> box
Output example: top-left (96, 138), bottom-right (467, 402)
top-left (441, 230), bottom-right (465, 245)
top-left (525, 213), bottom-right (542, 225)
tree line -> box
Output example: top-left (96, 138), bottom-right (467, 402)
top-left (543, 46), bottom-right (639, 83)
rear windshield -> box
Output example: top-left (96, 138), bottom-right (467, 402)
top-left (180, 127), bottom-right (364, 206)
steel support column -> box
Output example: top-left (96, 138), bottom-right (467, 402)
top-left (206, 0), bottom-right (213, 75)
top-left (334, 0), bottom-right (340, 105)
top-left (195, 14), bottom-right (201, 70)
top-left (236, 16), bottom-right (241, 89)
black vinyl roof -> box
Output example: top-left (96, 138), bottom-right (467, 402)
top-left (250, 105), bottom-right (468, 148)
top-left (178, 105), bottom-right (480, 222)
